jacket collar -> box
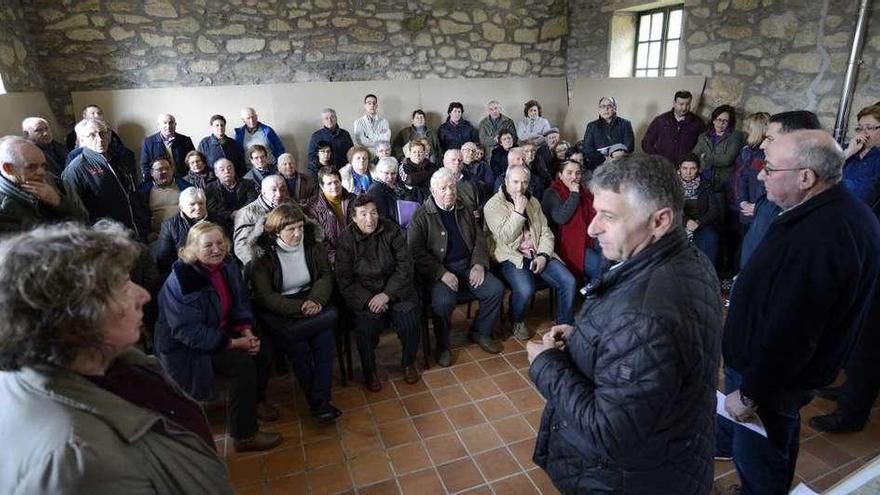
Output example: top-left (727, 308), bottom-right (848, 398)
top-left (776, 183), bottom-right (846, 224)
top-left (585, 228), bottom-right (689, 298)
top-left (17, 350), bottom-right (176, 444)
top-left (171, 259), bottom-right (234, 295)
top-left (423, 195), bottom-right (464, 215)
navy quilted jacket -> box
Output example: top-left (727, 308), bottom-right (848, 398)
top-left (530, 230), bottom-right (721, 494)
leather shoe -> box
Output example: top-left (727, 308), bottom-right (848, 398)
top-left (234, 431), bottom-right (282, 452)
top-left (364, 373), bottom-right (382, 393)
top-left (312, 404), bottom-right (342, 424)
top-left (809, 411), bottom-right (864, 433)
top-left (403, 365), bottom-right (420, 384)
top-left (470, 332), bottom-right (502, 354)
top-left (256, 402), bottom-right (280, 422)
top-left (435, 349), bottom-right (452, 367)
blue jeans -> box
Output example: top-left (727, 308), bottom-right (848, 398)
top-left (693, 226), bottom-right (719, 269)
top-left (499, 258), bottom-right (576, 325)
top-left (715, 367), bottom-right (806, 495)
top-left (430, 259), bottom-right (503, 349)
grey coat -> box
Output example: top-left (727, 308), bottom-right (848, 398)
top-left (0, 349), bottom-right (232, 494)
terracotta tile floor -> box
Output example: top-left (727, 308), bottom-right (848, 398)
top-left (212, 298), bottom-right (880, 494)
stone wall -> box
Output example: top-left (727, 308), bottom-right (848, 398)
top-left (0, 0), bottom-right (43, 92)
top-left (684, 0), bottom-right (880, 128)
top-left (8, 0), bottom-right (879, 132)
top-left (568, 0), bottom-right (880, 130)
top-left (21, 0), bottom-right (569, 127)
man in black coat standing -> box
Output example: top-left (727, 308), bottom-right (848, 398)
top-left (139, 113), bottom-right (195, 179)
top-left (718, 130), bottom-right (880, 495)
top-left (527, 154), bottom-right (721, 494)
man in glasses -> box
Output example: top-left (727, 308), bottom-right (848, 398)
top-left (62, 118), bottom-right (149, 241)
top-left (717, 130), bottom-right (880, 495)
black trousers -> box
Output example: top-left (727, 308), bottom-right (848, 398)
top-left (352, 299), bottom-right (421, 379)
top-left (211, 344), bottom-right (270, 440)
top-left (261, 307), bottom-right (338, 412)
top-left (837, 298), bottom-right (880, 424)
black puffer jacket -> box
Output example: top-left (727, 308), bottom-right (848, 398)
top-left (529, 230), bottom-right (721, 494)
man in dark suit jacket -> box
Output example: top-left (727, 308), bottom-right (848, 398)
top-left (140, 113), bottom-right (195, 180)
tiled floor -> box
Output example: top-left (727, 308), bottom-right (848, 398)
top-left (213, 297), bottom-right (880, 494)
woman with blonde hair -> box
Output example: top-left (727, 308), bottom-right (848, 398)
top-left (735, 112), bottom-right (770, 228)
top-left (155, 221), bottom-right (282, 452)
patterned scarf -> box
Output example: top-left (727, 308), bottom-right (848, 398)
top-left (681, 176), bottom-right (701, 200)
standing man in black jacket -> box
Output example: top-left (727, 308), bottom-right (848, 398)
top-left (527, 154), bottom-right (722, 494)
top-left (718, 130), bottom-right (880, 495)
top-left (139, 113), bottom-right (195, 179)
top-left (62, 118), bottom-right (148, 241)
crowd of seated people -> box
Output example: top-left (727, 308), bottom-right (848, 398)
top-left (6, 91), bottom-right (880, 463)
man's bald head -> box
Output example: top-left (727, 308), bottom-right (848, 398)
top-left (443, 149), bottom-right (464, 176)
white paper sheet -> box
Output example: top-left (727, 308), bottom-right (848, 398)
top-left (716, 390), bottom-right (768, 438)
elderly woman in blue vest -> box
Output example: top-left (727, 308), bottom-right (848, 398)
top-left (154, 221), bottom-right (281, 453)
top-left (249, 203), bottom-right (341, 423)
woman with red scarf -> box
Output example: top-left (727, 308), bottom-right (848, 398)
top-left (541, 159), bottom-right (603, 283)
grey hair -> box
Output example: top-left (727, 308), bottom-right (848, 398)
top-left (212, 157), bottom-right (234, 171)
top-left (157, 113), bottom-right (175, 123)
top-left (277, 152), bottom-right (295, 164)
top-left (589, 154), bottom-right (683, 224)
top-left (598, 96), bottom-right (617, 107)
top-left (21, 117), bottom-right (48, 133)
top-left (443, 149), bottom-right (462, 161)
top-left (321, 108), bottom-right (337, 117)
top-left (0, 136), bottom-right (32, 169)
top-left (0, 221), bottom-right (141, 370)
top-left (376, 140), bottom-right (391, 150)
top-left (430, 167), bottom-right (457, 190)
top-left (178, 186), bottom-right (206, 206)
top-left (74, 118), bottom-right (108, 138)
top-left (487, 100), bottom-right (501, 108)
top-left (376, 156), bottom-right (399, 173)
top-left (261, 174), bottom-right (285, 189)
top-left (505, 164), bottom-right (531, 181)
top-left (507, 147), bottom-right (526, 164)
top-left (794, 131), bottom-right (844, 184)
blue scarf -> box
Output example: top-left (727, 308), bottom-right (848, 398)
top-left (351, 169), bottom-right (372, 195)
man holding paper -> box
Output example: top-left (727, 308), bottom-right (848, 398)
top-left (719, 130), bottom-right (880, 495)
top-left (527, 154), bottom-right (721, 494)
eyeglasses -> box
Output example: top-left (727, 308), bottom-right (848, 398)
top-left (763, 163), bottom-right (807, 176)
top-left (855, 124), bottom-right (880, 132)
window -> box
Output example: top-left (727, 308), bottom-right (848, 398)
top-left (0, 73), bottom-right (6, 95)
top-left (633, 6), bottom-right (682, 78)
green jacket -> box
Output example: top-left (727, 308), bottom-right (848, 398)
top-left (407, 196), bottom-right (491, 280)
top-left (392, 125), bottom-right (442, 163)
top-left (0, 349), bottom-right (231, 495)
top-left (693, 130), bottom-right (745, 187)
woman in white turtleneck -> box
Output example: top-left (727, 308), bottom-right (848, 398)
top-left (249, 203), bottom-right (342, 424)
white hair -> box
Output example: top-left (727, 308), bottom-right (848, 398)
top-left (277, 152), bottom-right (295, 164)
top-left (376, 156), bottom-right (399, 173)
top-left (178, 187), bottom-right (206, 206)
top-left (74, 118), bottom-right (108, 138)
top-left (21, 117), bottom-right (48, 133)
top-left (157, 113), bottom-right (175, 123)
top-left (261, 174), bottom-right (285, 189)
top-left (321, 108), bottom-right (336, 117)
top-left (0, 136), bottom-right (32, 169)
top-left (429, 167), bottom-right (457, 190)
top-left (505, 164), bottom-right (531, 181)
top-left (507, 147), bottom-right (526, 164)
top-left (212, 158), bottom-right (234, 171)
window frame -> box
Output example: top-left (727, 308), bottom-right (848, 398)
top-left (632, 5), bottom-right (683, 78)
